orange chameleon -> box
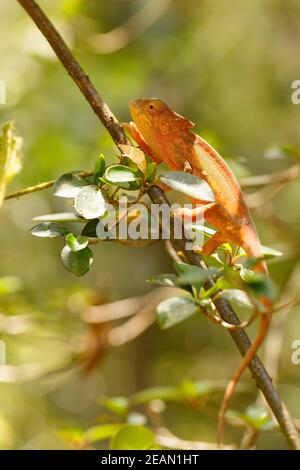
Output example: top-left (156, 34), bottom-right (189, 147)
top-left (124, 98), bottom-right (272, 443)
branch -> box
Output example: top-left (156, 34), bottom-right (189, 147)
top-left (89, 0), bottom-right (172, 54)
top-left (155, 427), bottom-right (235, 450)
top-left (240, 163), bottom-right (300, 188)
top-left (4, 171), bottom-right (93, 200)
top-left (16, 0), bottom-right (300, 450)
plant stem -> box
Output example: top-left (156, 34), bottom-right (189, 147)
top-left (4, 171), bottom-right (93, 200)
top-left (16, 0), bottom-right (300, 449)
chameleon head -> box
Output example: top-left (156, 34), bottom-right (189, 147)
top-left (128, 98), bottom-right (194, 145)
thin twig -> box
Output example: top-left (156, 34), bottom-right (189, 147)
top-left (241, 263), bottom-right (300, 449)
top-left (155, 427), bottom-right (235, 450)
top-left (4, 171), bottom-right (93, 200)
top-left (16, 0), bottom-right (300, 449)
top-left (89, 0), bottom-right (172, 54)
top-left (240, 163), bottom-right (300, 188)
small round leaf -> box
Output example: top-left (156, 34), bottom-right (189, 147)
top-left (110, 425), bottom-right (155, 450)
top-left (74, 186), bottom-right (106, 220)
top-left (31, 222), bottom-right (68, 238)
top-left (61, 245), bottom-right (93, 276)
top-left (66, 233), bottom-right (89, 252)
top-left (159, 171), bottom-right (215, 201)
top-left (157, 296), bottom-right (199, 329)
top-left (53, 172), bottom-right (87, 198)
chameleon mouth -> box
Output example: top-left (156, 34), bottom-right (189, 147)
top-left (128, 99), bottom-right (144, 123)
top-left (128, 99), bottom-right (143, 114)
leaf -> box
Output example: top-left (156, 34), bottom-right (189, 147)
top-left (100, 397), bottom-right (129, 417)
top-left (174, 263), bottom-right (216, 287)
top-left (119, 144), bottom-right (146, 173)
top-left (191, 224), bottom-right (216, 237)
top-left (66, 233), bottom-right (89, 252)
top-left (0, 276), bottom-right (22, 295)
top-left (201, 254), bottom-right (225, 268)
top-left (93, 153), bottom-right (106, 181)
top-left (81, 219), bottom-right (99, 237)
top-left (264, 144), bottom-right (300, 161)
top-left (33, 212), bottom-right (83, 223)
top-left (220, 289), bottom-right (254, 310)
top-left (180, 379), bottom-right (215, 399)
top-left (84, 424), bottom-right (121, 443)
top-left (147, 273), bottom-right (178, 287)
top-left (261, 245), bottom-right (282, 259)
top-left (53, 172), bottom-right (87, 198)
top-left (110, 425), bottom-right (155, 450)
top-left (58, 428), bottom-right (84, 446)
top-left (127, 412), bottom-right (148, 426)
top-left (0, 121), bottom-right (22, 206)
top-left (145, 162), bottom-right (157, 182)
top-left (31, 222), bottom-right (68, 238)
top-left (104, 164), bottom-right (142, 190)
top-left (238, 244), bottom-right (282, 262)
top-left (244, 404), bottom-right (271, 430)
top-left (133, 386), bottom-right (182, 405)
top-left (227, 405), bottom-right (273, 431)
top-left (74, 185), bottom-right (106, 219)
top-left (61, 245), bottom-right (93, 276)
top-left (159, 171), bottom-right (215, 201)
top-left (157, 296), bottom-right (199, 329)
top-left (240, 268), bottom-right (277, 301)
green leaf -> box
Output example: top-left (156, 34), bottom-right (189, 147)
top-left (31, 222), bottom-right (68, 238)
top-left (53, 172), bottom-right (87, 198)
top-left (157, 296), bottom-right (199, 329)
top-left (104, 164), bottom-right (142, 190)
top-left (61, 245), bottom-right (93, 276)
top-left (264, 144), bottom-right (300, 161)
top-left (94, 153), bottom-right (106, 181)
top-left (244, 404), bottom-right (271, 429)
top-left (220, 289), bottom-right (253, 310)
top-left (227, 405), bottom-right (273, 431)
top-left (201, 254), bottom-right (225, 268)
top-left (66, 233), bottom-right (89, 252)
top-left (175, 263), bottom-right (216, 287)
top-left (74, 185), bottom-right (106, 219)
top-left (261, 245), bottom-right (282, 259)
top-left (240, 268), bottom-right (277, 301)
top-left (33, 212), bottom-right (84, 223)
top-left (0, 121), bottom-right (22, 206)
top-left (110, 425), bottom-right (155, 450)
top-left (180, 379), bottom-right (215, 399)
top-left (159, 171), bottom-right (215, 201)
top-left (238, 245), bottom-right (282, 262)
top-left (100, 397), bottom-right (129, 417)
top-left (191, 224), bottom-right (216, 237)
top-left (81, 219), bottom-right (99, 237)
top-left (0, 276), bottom-right (22, 295)
top-left (133, 386), bottom-right (182, 405)
top-left (145, 161), bottom-right (157, 182)
top-left (147, 273), bottom-right (177, 287)
top-left (84, 424), bottom-right (121, 443)
top-left (127, 412), bottom-right (148, 426)
top-left (58, 428), bottom-right (84, 446)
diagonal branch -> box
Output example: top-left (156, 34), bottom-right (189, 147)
top-left (16, 0), bottom-right (300, 450)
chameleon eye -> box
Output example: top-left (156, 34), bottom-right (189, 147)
top-left (148, 104), bottom-right (154, 110)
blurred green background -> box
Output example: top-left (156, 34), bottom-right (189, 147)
top-left (0, 0), bottom-right (300, 449)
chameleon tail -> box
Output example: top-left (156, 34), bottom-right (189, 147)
top-left (217, 308), bottom-right (272, 445)
top-left (217, 230), bottom-right (272, 445)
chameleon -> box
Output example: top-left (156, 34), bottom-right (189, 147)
top-left (124, 98), bottom-right (272, 443)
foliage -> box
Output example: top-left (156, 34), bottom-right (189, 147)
top-left (0, 0), bottom-right (300, 451)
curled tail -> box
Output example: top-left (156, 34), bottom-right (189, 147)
top-left (217, 229), bottom-right (273, 445)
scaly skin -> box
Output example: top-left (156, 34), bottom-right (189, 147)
top-left (126, 98), bottom-right (273, 444)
